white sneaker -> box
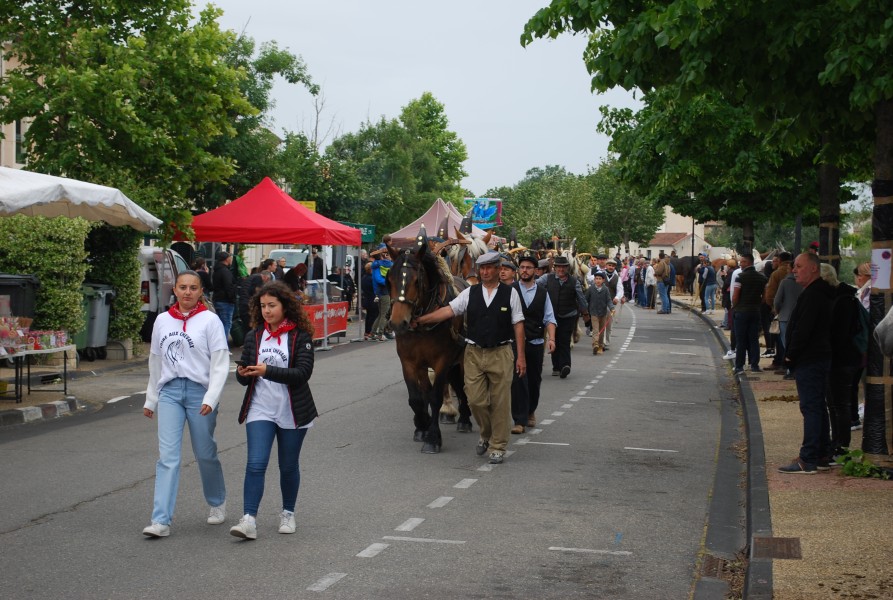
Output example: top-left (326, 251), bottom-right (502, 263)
top-left (723, 350), bottom-right (735, 360)
top-left (142, 523), bottom-right (170, 538)
top-left (230, 514), bottom-right (257, 540)
top-left (207, 501), bottom-right (226, 525)
top-left (278, 510), bottom-right (296, 534)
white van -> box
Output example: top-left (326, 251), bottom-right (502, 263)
top-left (138, 246), bottom-right (189, 342)
top-left (268, 248), bottom-right (309, 273)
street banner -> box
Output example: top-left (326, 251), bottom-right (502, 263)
top-left (306, 301), bottom-right (349, 340)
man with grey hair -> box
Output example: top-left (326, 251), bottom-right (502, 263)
top-left (779, 252), bottom-right (834, 474)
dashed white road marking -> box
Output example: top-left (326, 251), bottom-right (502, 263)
top-left (551, 411), bottom-right (565, 416)
top-left (528, 428), bottom-right (542, 434)
top-left (608, 368), bottom-right (636, 371)
top-left (670, 338), bottom-right (696, 341)
top-left (520, 441), bottom-right (570, 446)
top-left (584, 384), bottom-right (593, 390)
top-left (655, 400), bottom-right (697, 405)
top-left (561, 403), bottom-right (573, 409)
top-left (575, 396), bottom-right (614, 400)
top-left (476, 464), bottom-right (493, 472)
top-left (454, 478), bottom-right (477, 489)
top-left (549, 546), bottom-right (632, 556)
top-left (670, 352), bottom-right (697, 356)
top-left (427, 496), bottom-right (453, 508)
top-left (307, 573), bottom-right (347, 591)
top-left (671, 371), bottom-right (702, 375)
top-left (356, 543), bottom-right (389, 558)
top-left (382, 536), bottom-right (466, 545)
top-left (622, 349), bottom-right (647, 352)
top-left (624, 447), bottom-right (679, 453)
top-left (107, 396), bottom-right (130, 404)
top-left (395, 518), bottom-right (424, 532)
top-left (540, 419), bottom-right (555, 425)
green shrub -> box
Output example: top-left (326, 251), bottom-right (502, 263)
top-left (0, 215), bottom-right (91, 332)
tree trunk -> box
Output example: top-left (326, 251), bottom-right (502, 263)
top-left (863, 99), bottom-right (893, 456)
top-left (818, 153), bottom-right (841, 272)
top-left (741, 219), bottom-right (755, 255)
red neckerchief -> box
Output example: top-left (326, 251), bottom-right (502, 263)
top-left (265, 319), bottom-right (297, 345)
top-left (168, 301), bottom-right (208, 332)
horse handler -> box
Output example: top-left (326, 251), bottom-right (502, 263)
top-left (413, 251), bottom-right (526, 464)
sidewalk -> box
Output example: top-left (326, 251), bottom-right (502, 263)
top-left (0, 345), bottom-right (148, 427)
top-left (675, 293), bottom-right (893, 600)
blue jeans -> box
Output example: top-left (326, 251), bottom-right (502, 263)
top-left (215, 301), bottom-right (234, 340)
top-left (733, 310), bottom-right (761, 369)
top-left (243, 420), bottom-right (309, 516)
top-left (703, 284), bottom-right (717, 311)
top-left (152, 378), bottom-right (226, 525)
top-left (657, 281), bottom-right (670, 311)
top-left (794, 360), bottom-right (831, 464)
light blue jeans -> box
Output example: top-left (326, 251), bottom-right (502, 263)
top-left (151, 378), bottom-right (226, 525)
top-left (703, 284), bottom-right (717, 311)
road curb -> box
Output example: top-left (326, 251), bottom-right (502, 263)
top-left (679, 301), bottom-right (773, 599)
top-left (0, 396), bottom-right (82, 428)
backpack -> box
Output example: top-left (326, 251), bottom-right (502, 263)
top-left (667, 261), bottom-right (676, 285)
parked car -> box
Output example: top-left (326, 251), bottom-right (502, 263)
top-left (268, 248), bottom-right (309, 273)
top-left (138, 246), bottom-right (189, 342)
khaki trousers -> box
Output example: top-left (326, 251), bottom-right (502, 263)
top-left (463, 344), bottom-right (513, 452)
top-left (590, 315), bottom-right (607, 351)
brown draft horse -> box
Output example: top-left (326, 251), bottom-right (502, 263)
top-left (387, 240), bottom-right (472, 454)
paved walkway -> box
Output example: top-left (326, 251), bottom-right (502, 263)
top-left (673, 292), bottom-right (893, 599)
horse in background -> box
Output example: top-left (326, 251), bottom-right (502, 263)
top-left (387, 237), bottom-right (472, 454)
top-left (447, 228), bottom-right (490, 285)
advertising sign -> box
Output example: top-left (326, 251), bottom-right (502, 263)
top-left (463, 197), bottom-right (503, 229)
top-left (305, 301), bottom-right (350, 340)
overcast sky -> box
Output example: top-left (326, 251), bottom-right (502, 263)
top-left (209, 0), bottom-right (640, 195)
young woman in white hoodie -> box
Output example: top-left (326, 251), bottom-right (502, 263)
top-left (142, 270), bottom-right (230, 538)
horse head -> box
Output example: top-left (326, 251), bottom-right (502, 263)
top-left (388, 242), bottom-right (452, 335)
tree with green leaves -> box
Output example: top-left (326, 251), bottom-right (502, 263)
top-left (524, 0), bottom-right (893, 455)
top-left (0, 1), bottom-right (254, 233)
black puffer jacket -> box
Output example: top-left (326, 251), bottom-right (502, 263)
top-left (236, 328), bottom-right (317, 427)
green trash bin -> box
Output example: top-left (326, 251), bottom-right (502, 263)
top-left (77, 284), bottom-right (116, 361)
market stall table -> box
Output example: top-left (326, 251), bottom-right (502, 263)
top-left (0, 345), bottom-right (75, 403)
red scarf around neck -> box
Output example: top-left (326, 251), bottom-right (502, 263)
top-left (168, 301), bottom-right (208, 332)
top-left (264, 319), bottom-right (297, 345)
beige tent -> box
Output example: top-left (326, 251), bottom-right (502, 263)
top-left (389, 198), bottom-right (487, 246)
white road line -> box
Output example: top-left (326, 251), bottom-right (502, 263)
top-left (569, 398), bottom-right (579, 402)
top-left (528, 428), bottom-right (542, 435)
top-left (622, 349), bottom-right (647, 352)
top-left (670, 352), bottom-right (697, 355)
top-left (561, 404), bottom-right (573, 409)
top-left (575, 396), bottom-right (614, 400)
top-left (608, 368), bottom-right (636, 371)
top-left (356, 543), bottom-right (389, 558)
top-left (577, 390), bottom-right (589, 395)
top-left (307, 573), bottom-right (347, 591)
top-left (523, 441), bottom-right (570, 446)
top-left (505, 450), bottom-right (516, 457)
top-left (395, 518), bottom-right (424, 532)
top-left (382, 536), bottom-right (466, 545)
top-left (671, 371), bottom-right (701, 375)
top-left (549, 546), bottom-right (632, 556)
top-left (514, 437), bottom-right (531, 445)
top-left (540, 419), bottom-right (555, 425)
top-left (624, 447), bottom-right (679, 453)
top-left (131, 390), bottom-right (146, 395)
top-left (655, 400), bottom-right (697, 405)
top-left (584, 384), bottom-right (593, 390)
top-left (454, 478), bottom-right (477, 489)
top-left (477, 464), bottom-right (493, 472)
top-left (670, 338), bottom-right (696, 341)
top-left (427, 496), bottom-right (454, 508)
top-left (551, 411), bottom-right (565, 416)
top-left (107, 396), bottom-right (130, 404)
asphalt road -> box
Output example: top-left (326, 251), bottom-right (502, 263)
top-left (0, 305), bottom-right (737, 599)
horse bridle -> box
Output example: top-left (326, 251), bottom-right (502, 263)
top-left (394, 249), bottom-right (450, 328)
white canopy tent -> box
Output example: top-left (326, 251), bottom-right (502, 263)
top-left (0, 167), bottom-right (161, 231)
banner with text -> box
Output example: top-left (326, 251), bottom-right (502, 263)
top-left (305, 301), bottom-right (350, 340)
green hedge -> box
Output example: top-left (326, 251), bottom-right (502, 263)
top-left (85, 225), bottom-right (143, 341)
top-left (0, 215), bottom-right (91, 332)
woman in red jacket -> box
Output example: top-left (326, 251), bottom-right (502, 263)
top-left (230, 281), bottom-right (318, 540)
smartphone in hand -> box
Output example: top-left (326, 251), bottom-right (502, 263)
top-left (234, 360), bottom-right (246, 368)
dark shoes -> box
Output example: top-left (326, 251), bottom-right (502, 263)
top-left (778, 458), bottom-right (817, 474)
top-left (560, 366), bottom-right (571, 379)
top-left (511, 424), bottom-right (525, 434)
top-left (527, 413), bottom-right (536, 427)
top-left (475, 440), bottom-right (489, 456)
top-left (552, 369), bottom-right (560, 377)
top-left (751, 365), bottom-right (763, 372)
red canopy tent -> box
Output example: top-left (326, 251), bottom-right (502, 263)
top-left (190, 177), bottom-right (361, 246)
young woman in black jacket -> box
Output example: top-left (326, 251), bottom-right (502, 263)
top-left (230, 281), bottom-right (318, 540)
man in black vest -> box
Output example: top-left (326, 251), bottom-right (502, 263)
top-left (512, 251), bottom-right (557, 432)
top-left (537, 255), bottom-right (588, 378)
top-left (414, 251), bottom-right (526, 465)
top-left (601, 259), bottom-right (625, 351)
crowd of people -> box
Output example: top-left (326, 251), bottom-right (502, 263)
top-left (141, 237), bottom-right (876, 540)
